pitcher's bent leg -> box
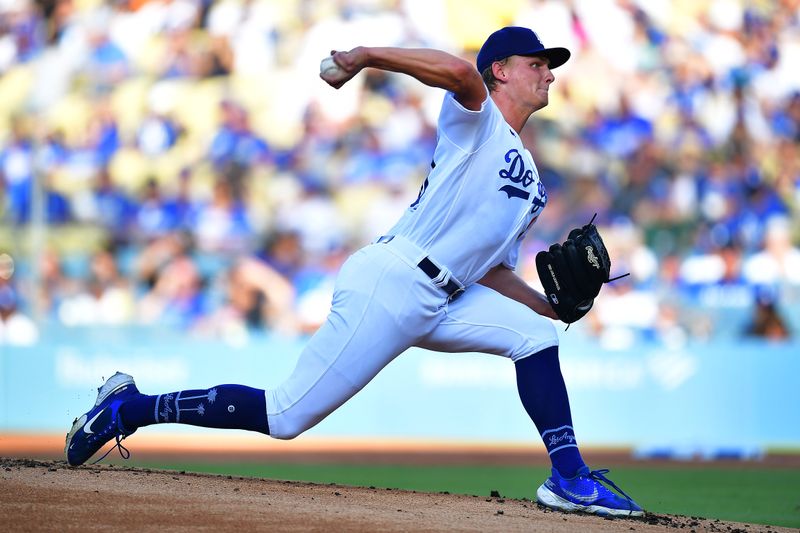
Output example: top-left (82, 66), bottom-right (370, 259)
top-left (418, 283), bottom-right (558, 360)
top-left (417, 283), bottom-right (585, 475)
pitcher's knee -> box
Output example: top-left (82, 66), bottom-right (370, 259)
top-left (267, 409), bottom-right (325, 440)
top-left (269, 427), bottom-right (301, 440)
top-left (268, 419), bottom-right (306, 440)
top-left (509, 319), bottom-right (559, 362)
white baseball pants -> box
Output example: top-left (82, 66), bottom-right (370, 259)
top-left (266, 236), bottom-right (558, 439)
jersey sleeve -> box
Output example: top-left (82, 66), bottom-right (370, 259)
top-left (437, 89), bottom-right (500, 152)
top-left (501, 239), bottom-right (522, 271)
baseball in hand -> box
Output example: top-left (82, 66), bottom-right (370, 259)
top-left (320, 55), bottom-right (347, 84)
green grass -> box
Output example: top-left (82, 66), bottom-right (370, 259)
top-left (122, 461), bottom-right (800, 528)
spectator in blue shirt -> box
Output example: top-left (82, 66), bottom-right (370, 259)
top-left (209, 100), bottom-right (271, 169)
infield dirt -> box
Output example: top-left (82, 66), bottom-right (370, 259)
top-left (1, 457), bottom-right (793, 532)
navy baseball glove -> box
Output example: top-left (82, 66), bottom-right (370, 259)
top-left (535, 218), bottom-right (615, 324)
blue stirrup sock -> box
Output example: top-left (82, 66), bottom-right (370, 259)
top-left (515, 345), bottom-right (586, 479)
top-left (119, 384), bottom-right (270, 435)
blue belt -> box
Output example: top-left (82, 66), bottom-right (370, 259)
top-left (417, 257), bottom-right (465, 301)
top-left (377, 235), bottom-right (464, 302)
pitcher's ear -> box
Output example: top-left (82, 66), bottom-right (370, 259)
top-left (492, 61), bottom-right (507, 81)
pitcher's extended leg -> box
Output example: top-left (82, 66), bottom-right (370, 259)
top-left (65, 245), bottom-right (441, 466)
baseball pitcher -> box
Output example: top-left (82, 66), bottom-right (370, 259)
top-left (66, 26), bottom-right (642, 517)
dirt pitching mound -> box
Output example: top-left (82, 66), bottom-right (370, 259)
top-left (0, 458), bottom-right (788, 532)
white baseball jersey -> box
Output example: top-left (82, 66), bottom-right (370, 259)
top-left (387, 91), bottom-right (548, 286)
top-left (267, 91), bottom-right (558, 439)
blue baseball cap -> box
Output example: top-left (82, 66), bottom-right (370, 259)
top-left (477, 26), bottom-right (570, 73)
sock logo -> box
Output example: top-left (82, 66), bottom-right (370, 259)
top-left (158, 393), bottom-right (175, 423)
top-left (548, 431), bottom-right (577, 448)
top-left (158, 389), bottom-right (220, 422)
top-left (542, 425), bottom-right (578, 455)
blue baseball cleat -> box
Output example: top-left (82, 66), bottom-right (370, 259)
top-left (536, 466), bottom-right (644, 517)
top-left (65, 372), bottom-right (140, 466)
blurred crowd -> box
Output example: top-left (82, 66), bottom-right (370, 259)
top-left (1, 0), bottom-right (799, 347)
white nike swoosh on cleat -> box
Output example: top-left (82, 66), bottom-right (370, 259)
top-left (83, 410), bottom-right (104, 435)
top-left (562, 486), bottom-right (599, 503)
